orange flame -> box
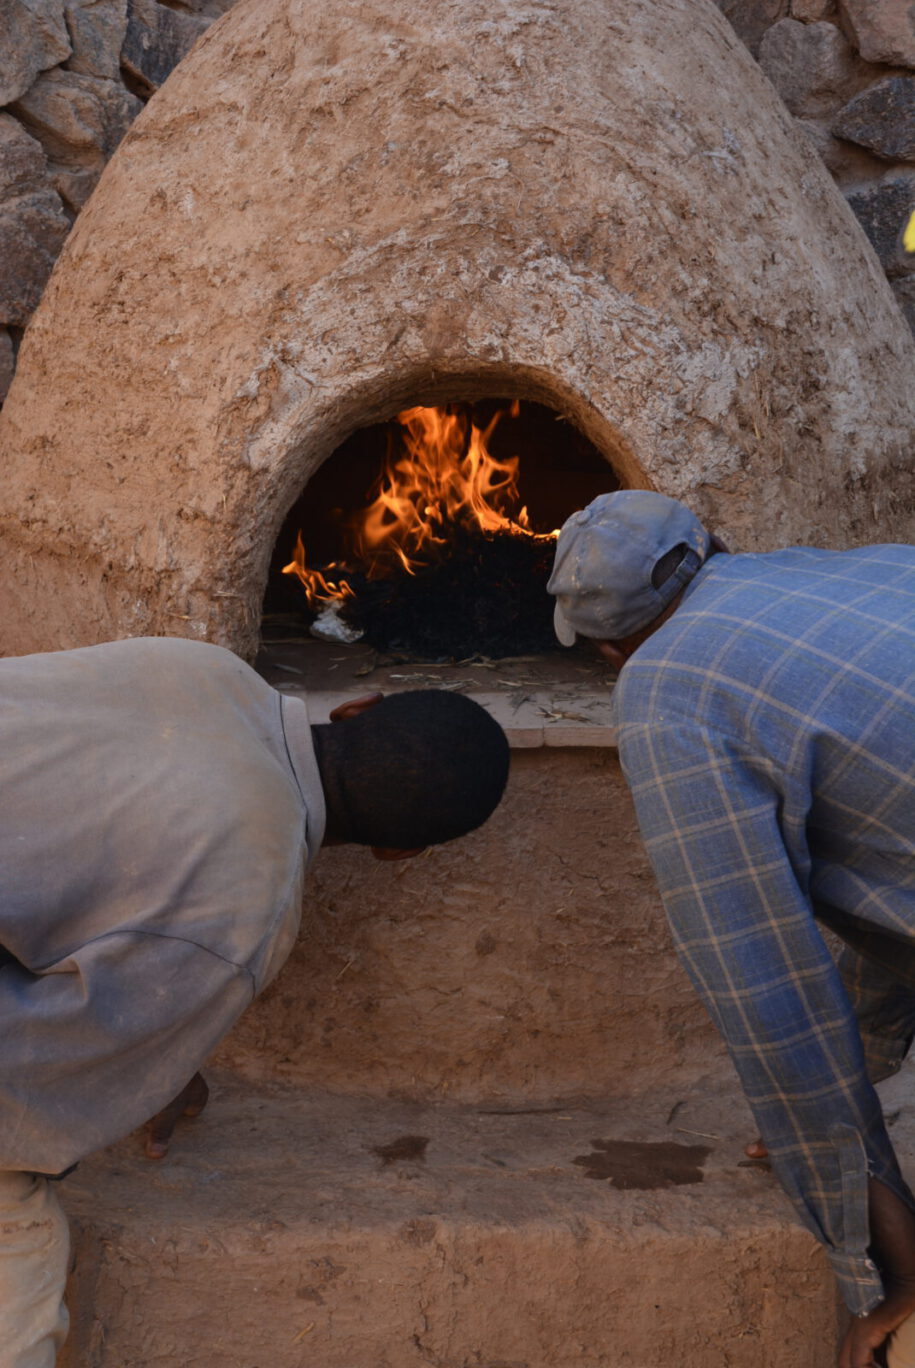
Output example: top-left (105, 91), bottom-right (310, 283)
top-left (283, 402), bottom-right (553, 610)
top-left (282, 534), bottom-right (357, 607)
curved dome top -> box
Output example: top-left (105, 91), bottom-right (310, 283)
top-left (2, 0), bottom-right (914, 656)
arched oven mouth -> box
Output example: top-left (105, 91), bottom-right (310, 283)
top-left (257, 395), bottom-right (622, 745)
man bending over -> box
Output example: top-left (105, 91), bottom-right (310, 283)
top-left (0, 635), bottom-right (510, 1366)
top-left (548, 490), bottom-right (915, 1368)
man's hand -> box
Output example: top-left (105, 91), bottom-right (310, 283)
top-left (142, 1072), bottom-right (209, 1160)
top-left (744, 1142), bottom-right (915, 1366)
top-left (745, 1137), bottom-right (915, 1368)
top-left (841, 1299), bottom-right (914, 1368)
top-left (839, 1180), bottom-right (915, 1368)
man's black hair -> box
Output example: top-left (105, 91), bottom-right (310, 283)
top-left (312, 689), bottom-right (510, 848)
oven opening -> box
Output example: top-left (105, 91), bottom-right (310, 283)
top-left (258, 396), bottom-right (621, 746)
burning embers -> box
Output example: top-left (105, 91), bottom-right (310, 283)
top-left (280, 403), bottom-right (561, 660)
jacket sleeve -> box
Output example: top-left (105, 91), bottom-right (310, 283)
top-left (618, 718), bottom-right (915, 1315)
top-left (0, 931), bottom-right (255, 1175)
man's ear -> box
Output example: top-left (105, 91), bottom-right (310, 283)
top-left (595, 640), bottom-right (628, 672)
top-left (328, 692), bottom-right (384, 723)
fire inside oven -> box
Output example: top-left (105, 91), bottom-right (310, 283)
top-left (262, 398), bottom-right (616, 662)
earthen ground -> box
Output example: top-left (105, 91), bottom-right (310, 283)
top-left (58, 1065), bottom-right (868, 1367)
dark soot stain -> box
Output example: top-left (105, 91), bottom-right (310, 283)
top-left (573, 1138), bottom-right (711, 1189)
top-left (373, 1134), bottom-right (430, 1166)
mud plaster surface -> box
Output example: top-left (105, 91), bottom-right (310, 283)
top-left (59, 1064), bottom-right (904, 1366)
top-left (2, 0), bottom-right (915, 659)
top-left (213, 748), bottom-right (722, 1104)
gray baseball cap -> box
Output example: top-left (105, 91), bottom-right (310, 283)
top-left (547, 490), bottom-right (710, 645)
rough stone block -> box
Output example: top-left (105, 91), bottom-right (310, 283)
top-left (894, 276), bottom-right (915, 335)
top-left (50, 166), bottom-right (101, 211)
top-left (120, 0), bottom-right (208, 94)
top-left (10, 69), bottom-right (142, 211)
top-left (846, 174), bottom-right (915, 277)
top-left (791, 0), bottom-right (837, 18)
top-left (168, 0), bottom-right (237, 13)
top-left (794, 115), bottom-right (889, 183)
top-left (833, 76), bottom-right (915, 161)
top-left (0, 114), bottom-right (69, 327)
top-left (713, 0), bottom-right (789, 57)
top-left (0, 193), bottom-right (69, 325)
top-left (0, 329), bottom-right (14, 404)
top-left (0, 0), bottom-right (71, 106)
top-left (0, 110), bottom-right (47, 198)
top-left (759, 18), bottom-right (871, 119)
top-left (63, 0), bottom-right (128, 80)
top-left (11, 68), bottom-right (140, 162)
top-left (838, 0), bottom-right (915, 68)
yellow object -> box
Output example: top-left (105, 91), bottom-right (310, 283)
top-left (904, 208), bottom-right (915, 255)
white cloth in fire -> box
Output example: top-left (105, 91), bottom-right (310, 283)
top-left (0, 637), bottom-right (325, 1174)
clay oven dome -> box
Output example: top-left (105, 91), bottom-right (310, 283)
top-left (1, 0), bottom-right (914, 658)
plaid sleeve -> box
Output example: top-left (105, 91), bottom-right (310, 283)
top-left (618, 719), bottom-right (912, 1315)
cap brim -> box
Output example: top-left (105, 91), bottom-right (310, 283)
top-left (553, 600), bottom-right (577, 647)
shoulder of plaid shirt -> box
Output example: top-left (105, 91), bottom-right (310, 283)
top-left (611, 541), bottom-right (915, 1317)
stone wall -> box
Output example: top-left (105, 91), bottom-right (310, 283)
top-left (0, 0), bottom-right (236, 402)
top-left (716, 0), bottom-right (915, 330)
top-left (0, 0), bottom-right (913, 410)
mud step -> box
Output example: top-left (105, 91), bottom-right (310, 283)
top-left (57, 1065), bottom-right (911, 1368)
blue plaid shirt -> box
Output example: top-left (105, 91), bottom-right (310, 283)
top-left (613, 545), bottom-right (915, 1315)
